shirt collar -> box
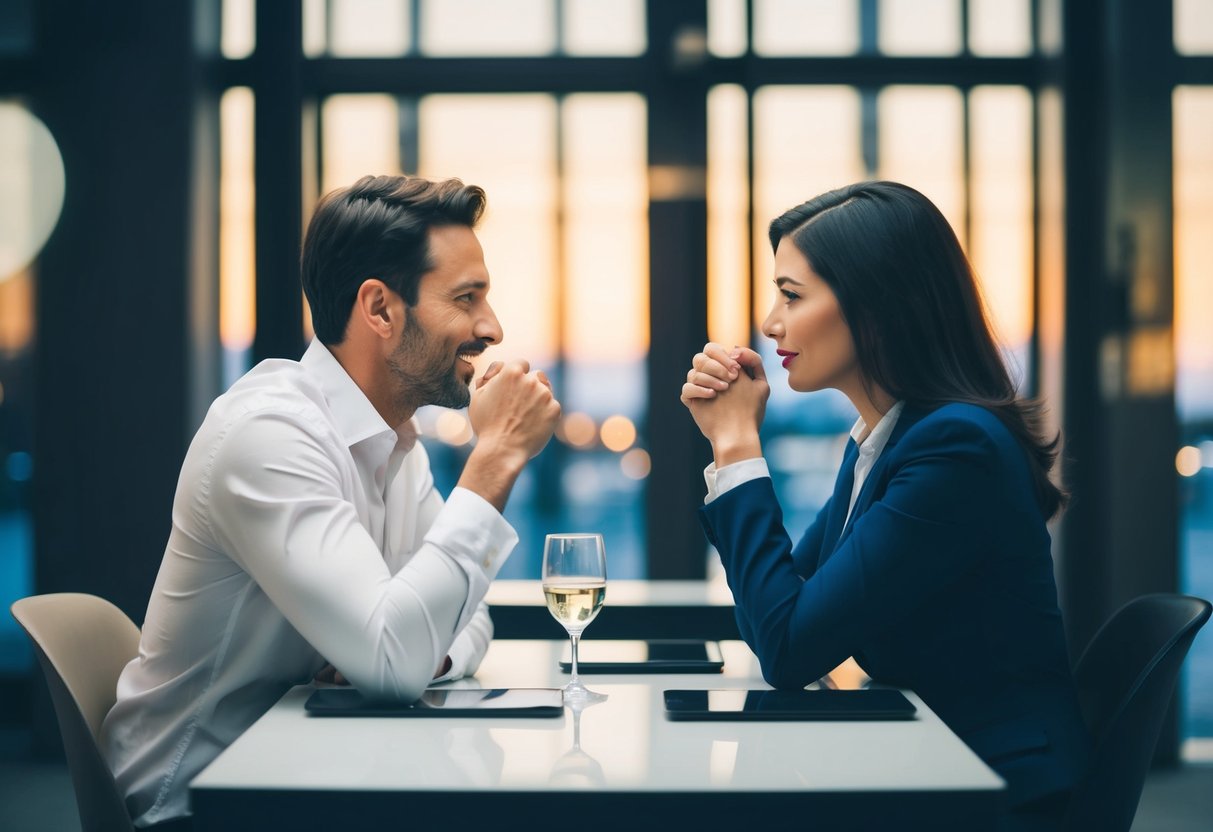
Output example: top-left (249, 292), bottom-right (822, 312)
top-left (300, 338), bottom-right (401, 449)
top-left (849, 400), bottom-right (906, 455)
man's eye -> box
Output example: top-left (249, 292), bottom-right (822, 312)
top-left (455, 293), bottom-right (474, 303)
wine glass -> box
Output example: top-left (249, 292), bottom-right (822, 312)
top-left (542, 533), bottom-right (607, 702)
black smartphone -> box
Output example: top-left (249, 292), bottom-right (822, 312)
top-left (663, 688), bottom-right (917, 721)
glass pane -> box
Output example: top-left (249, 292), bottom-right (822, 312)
top-left (878, 0), bottom-right (962, 56)
top-left (753, 0), bottom-right (860, 56)
top-left (1176, 0), bottom-right (1213, 55)
top-left (1175, 85), bottom-right (1213, 744)
top-left (968, 0), bottom-right (1031, 56)
top-left (220, 88), bottom-right (255, 388)
top-left (707, 84), bottom-right (750, 349)
top-left (321, 94), bottom-right (403, 194)
top-left (329, 0), bottom-right (410, 57)
top-left (563, 0), bottom-right (645, 55)
top-left (222, 0), bottom-right (255, 59)
top-left (752, 85), bottom-right (865, 536)
top-left (969, 85), bottom-right (1033, 374)
top-left (708, 0), bottom-right (747, 57)
top-left (877, 85), bottom-right (966, 251)
top-left (303, 0), bottom-right (327, 57)
top-left (560, 93), bottom-right (648, 576)
top-left (421, 0), bottom-right (556, 56)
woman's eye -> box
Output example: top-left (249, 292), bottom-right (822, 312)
top-left (781, 289), bottom-right (800, 302)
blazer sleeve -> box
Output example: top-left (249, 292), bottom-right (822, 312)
top-left (699, 481), bottom-right (832, 655)
top-left (700, 415), bottom-right (1004, 690)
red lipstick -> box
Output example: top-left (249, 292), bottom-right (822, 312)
top-left (776, 349), bottom-right (798, 368)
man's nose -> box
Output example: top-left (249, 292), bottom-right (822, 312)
top-left (476, 304), bottom-right (503, 345)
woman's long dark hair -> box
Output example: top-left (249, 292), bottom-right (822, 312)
top-left (769, 180), bottom-right (1065, 519)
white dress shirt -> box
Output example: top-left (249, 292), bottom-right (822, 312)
top-left (101, 339), bottom-right (516, 827)
top-left (704, 402), bottom-right (906, 529)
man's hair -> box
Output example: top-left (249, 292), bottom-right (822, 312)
top-left (300, 174), bottom-right (487, 345)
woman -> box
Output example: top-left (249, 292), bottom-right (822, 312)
top-left (681, 181), bottom-right (1089, 829)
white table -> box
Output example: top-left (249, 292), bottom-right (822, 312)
top-left (190, 640), bottom-right (1006, 830)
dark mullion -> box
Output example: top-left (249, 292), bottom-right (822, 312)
top-left (1177, 55), bottom-right (1213, 85)
top-left (252, 0), bottom-right (306, 361)
top-left (0, 58), bottom-right (34, 93)
top-left (214, 55), bottom-right (1042, 94)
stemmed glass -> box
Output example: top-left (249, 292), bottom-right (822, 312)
top-left (542, 533), bottom-right (607, 702)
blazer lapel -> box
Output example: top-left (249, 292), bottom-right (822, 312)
top-left (830, 404), bottom-right (931, 551)
top-left (817, 438), bottom-right (859, 570)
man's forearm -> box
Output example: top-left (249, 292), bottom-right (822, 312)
top-left (456, 440), bottom-right (529, 513)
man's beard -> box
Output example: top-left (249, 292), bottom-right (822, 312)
top-left (387, 310), bottom-right (483, 411)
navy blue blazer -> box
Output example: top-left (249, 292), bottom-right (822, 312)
top-left (699, 403), bottom-right (1090, 808)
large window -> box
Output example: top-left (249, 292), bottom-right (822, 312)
top-left (1174, 0), bottom-right (1213, 753)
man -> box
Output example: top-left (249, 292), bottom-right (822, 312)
top-left (101, 175), bottom-right (560, 829)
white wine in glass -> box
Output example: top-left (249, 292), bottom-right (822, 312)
top-left (542, 533), bottom-right (606, 701)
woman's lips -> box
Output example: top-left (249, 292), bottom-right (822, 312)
top-left (776, 349), bottom-right (798, 369)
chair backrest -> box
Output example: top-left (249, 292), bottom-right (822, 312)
top-left (11, 593), bottom-right (140, 832)
top-left (1065, 593), bottom-right (1211, 832)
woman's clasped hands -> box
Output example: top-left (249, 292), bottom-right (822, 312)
top-left (680, 342), bottom-right (770, 466)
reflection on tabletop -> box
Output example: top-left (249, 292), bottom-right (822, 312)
top-left (549, 692), bottom-right (608, 787)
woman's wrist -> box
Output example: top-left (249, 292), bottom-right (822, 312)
top-left (711, 433), bottom-right (763, 467)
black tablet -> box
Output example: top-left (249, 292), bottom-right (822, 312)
top-left (559, 640), bottom-right (725, 674)
top-left (304, 687), bottom-right (564, 718)
top-left (663, 688), bottom-right (917, 721)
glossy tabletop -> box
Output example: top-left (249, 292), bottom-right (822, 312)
top-left (189, 640), bottom-right (1006, 830)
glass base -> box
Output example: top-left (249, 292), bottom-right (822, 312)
top-left (561, 680), bottom-right (608, 704)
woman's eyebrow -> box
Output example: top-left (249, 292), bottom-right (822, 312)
top-left (775, 276), bottom-right (804, 287)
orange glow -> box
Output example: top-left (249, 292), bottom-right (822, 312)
top-left (219, 87), bottom-right (255, 352)
top-left (969, 85), bottom-right (1034, 350)
top-left (620, 447), bottom-right (651, 479)
top-left (0, 269), bottom-right (33, 354)
top-left (559, 412), bottom-right (597, 447)
top-left (1175, 87), bottom-right (1213, 372)
top-left (707, 84), bottom-right (750, 348)
top-left (600, 415), bottom-right (637, 452)
top-left (752, 86), bottom-right (864, 329)
top-left (561, 94), bottom-right (649, 362)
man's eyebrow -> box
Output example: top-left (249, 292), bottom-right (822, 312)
top-left (450, 280), bottom-right (488, 293)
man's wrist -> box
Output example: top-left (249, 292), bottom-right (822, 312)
top-left (456, 438), bottom-right (528, 514)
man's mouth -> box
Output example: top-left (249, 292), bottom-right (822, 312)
top-left (776, 349), bottom-right (798, 369)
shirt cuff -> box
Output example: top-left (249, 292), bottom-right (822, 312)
top-left (704, 458), bottom-right (771, 504)
top-left (431, 636), bottom-right (473, 683)
top-left (423, 486), bottom-right (517, 581)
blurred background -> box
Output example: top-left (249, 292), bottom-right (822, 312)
top-left (0, 0), bottom-right (1210, 824)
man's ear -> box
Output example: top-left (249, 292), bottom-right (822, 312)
top-left (353, 279), bottom-right (402, 341)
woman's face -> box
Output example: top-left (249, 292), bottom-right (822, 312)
top-left (761, 237), bottom-right (860, 394)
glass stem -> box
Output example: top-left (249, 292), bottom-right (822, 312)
top-left (569, 632), bottom-right (581, 687)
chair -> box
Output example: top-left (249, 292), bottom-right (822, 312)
top-left (10, 593), bottom-right (139, 832)
top-left (1064, 593), bottom-right (1212, 832)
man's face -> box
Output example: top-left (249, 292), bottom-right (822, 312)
top-left (387, 225), bottom-right (503, 410)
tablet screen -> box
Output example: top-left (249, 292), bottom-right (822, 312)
top-left (559, 640), bottom-right (724, 673)
top-left (663, 688), bottom-right (916, 721)
top-left (305, 687), bottom-right (564, 717)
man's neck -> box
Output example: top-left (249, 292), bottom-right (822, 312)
top-left (328, 340), bottom-right (416, 428)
